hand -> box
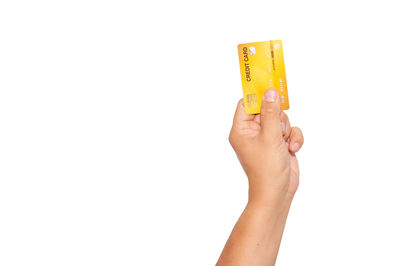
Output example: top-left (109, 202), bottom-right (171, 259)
top-left (229, 88), bottom-right (304, 205)
top-left (217, 89), bottom-right (304, 266)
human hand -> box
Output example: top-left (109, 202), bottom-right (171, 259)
top-left (229, 88), bottom-right (304, 205)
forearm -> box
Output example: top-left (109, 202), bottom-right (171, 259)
top-left (222, 89), bottom-right (304, 265)
top-left (217, 195), bottom-right (293, 266)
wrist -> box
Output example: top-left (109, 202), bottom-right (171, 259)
top-left (243, 197), bottom-right (293, 232)
top-left (247, 190), bottom-right (294, 211)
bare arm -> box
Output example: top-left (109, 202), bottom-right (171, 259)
top-left (217, 198), bottom-right (292, 265)
top-left (217, 89), bottom-right (304, 265)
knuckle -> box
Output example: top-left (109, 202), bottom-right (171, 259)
top-left (260, 106), bottom-right (280, 121)
top-left (262, 107), bottom-right (275, 115)
top-left (237, 98), bottom-right (244, 107)
top-left (228, 131), bottom-right (238, 148)
top-left (260, 111), bottom-right (276, 123)
top-left (280, 111), bottom-right (288, 121)
top-left (293, 127), bottom-right (303, 136)
top-left (292, 127), bottom-right (304, 143)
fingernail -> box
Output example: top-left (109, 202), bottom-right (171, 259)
top-left (291, 142), bottom-right (300, 151)
top-left (263, 89), bottom-right (277, 102)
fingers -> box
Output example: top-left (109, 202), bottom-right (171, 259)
top-left (280, 112), bottom-right (304, 153)
top-left (260, 88), bottom-right (282, 142)
top-left (288, 127), bottom-right (304, 153)
top-left (280, 112), bottom-right (291, 140)
top-left (233, 99), bottom-right (255, 125)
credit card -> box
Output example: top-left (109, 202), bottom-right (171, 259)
top-left (237, 40), bottom-right (289, 114)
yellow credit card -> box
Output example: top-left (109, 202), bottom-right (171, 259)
top-left (238, 40), bottom-right (289, 114)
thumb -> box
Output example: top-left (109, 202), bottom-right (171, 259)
top-left (260, 88), bottom-right (282, 142)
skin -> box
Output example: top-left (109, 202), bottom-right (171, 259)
top-left (217, 88), bottom-right (304, 266)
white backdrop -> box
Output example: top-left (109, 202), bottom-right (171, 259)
top-left (1, 0), bottom-right (400, 265)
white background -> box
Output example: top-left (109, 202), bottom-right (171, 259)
top-left (1, 0), bottom-right (400, 265)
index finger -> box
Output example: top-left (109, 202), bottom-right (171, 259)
top-left (233, 99), bottom-right (256, 124)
